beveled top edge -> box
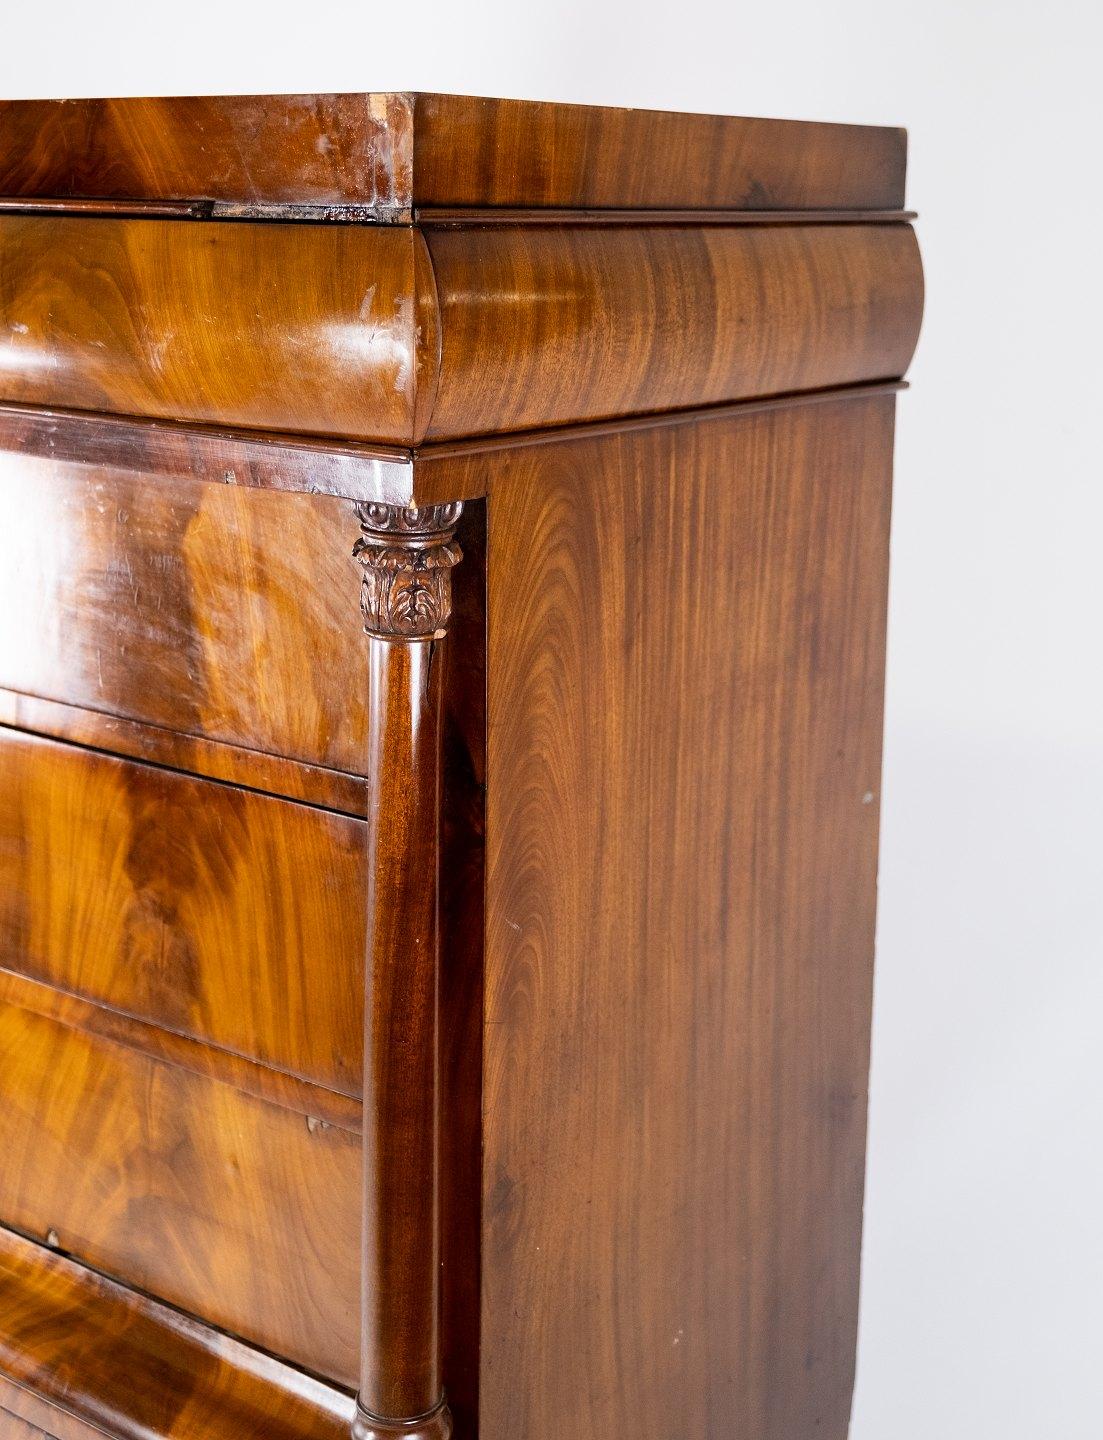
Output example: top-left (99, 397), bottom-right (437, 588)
top-left (0, 92), bottom-right (907, 216)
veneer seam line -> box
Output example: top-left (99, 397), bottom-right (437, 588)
top-left (0, 718), bottom-right (369, 822)
top-left (0, 1223), bottom-right (360, 1405)
top-left (0, 964), bottom-right (363, 1124)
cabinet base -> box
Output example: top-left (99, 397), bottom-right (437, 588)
top-left (352, 1399), bottom-right (453, 1440)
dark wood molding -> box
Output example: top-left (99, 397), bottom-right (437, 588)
top-left (0, 196), bottom-right (211, 218)
top-left (357, 504), bottom-right (464, 1439)
top-left (416, 205), bottom-right (918, 228)
top-left (0, 400), bottom-right (416, 503)
top-left (414, 378), bottom-right (907, 462)
top-left (0, 383), bottom-right (907, 509)
top-left (0, 198), bottom-right (919, 226)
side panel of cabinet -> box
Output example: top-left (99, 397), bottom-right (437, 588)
top-left (480, 395), bottom-right (896, 1439)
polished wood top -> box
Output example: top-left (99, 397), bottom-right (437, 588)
top-left (0, 93), bottom-right (907, 218)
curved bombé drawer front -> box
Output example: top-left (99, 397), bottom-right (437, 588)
top-left (0, 727), bottom-right (366, 1096)
top-left (0, 214), bottom-right (923, 443)
top-left (0, 217), bottom-right (435, 443)
top-left (0, 446), bottom-right (375, 775)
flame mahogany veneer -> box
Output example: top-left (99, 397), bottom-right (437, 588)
top-left (0, 93), bottom-right (922, 1440)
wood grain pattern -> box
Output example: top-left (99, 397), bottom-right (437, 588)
top-left (2, 1389), bottom-right (109, 1440)
top-left (0, 217), bottom-right (921, 445)
top-left (0, 93), bottom-right (416, 217)
top-left (358, 635), bottom-right (450, 1438)
top-left (0, 1002), bottom-right (360, 1387)
top-left (0, 966), bottom-right (362, 1133)
top-left (0, 689), bottom-right (370, 818)
top-left (438, 506), bottom-right (487, 1440)
top-left (0, 462), bottom-right (372, 773)
top-left (352, 503), bottom-right (467, 1438)
top-left (0, 1226), bottom-right (355, 1440)
top-left (0, 216), bottom-right (436, 441)
top-left (480, 394), bottom-right (895, 1440)
top-left (0, 402), bottom-right (418, 507)
top-left (0, 728), bottom-right (365, 1093)
top-left (0, 93), bottom-right (906, 215)
top-left (0, 1407), bottom-right (56, 1440)
top-left (413, 94), bottom-right (905, 212)
top-left (424, 222), bottom-right (922, 438)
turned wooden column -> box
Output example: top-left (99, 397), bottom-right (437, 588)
top-left (352, 502), bottom-right (462, 1440)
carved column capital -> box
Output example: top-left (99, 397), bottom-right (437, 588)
top-left (354, 503), bottom-right (463, 641)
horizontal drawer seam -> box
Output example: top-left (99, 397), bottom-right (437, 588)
top-left (0, 1222), bottom-right (359, 1407)
top-left (0, 714), bottom-right (369, 821)
top-left (413, 377), bottom-right (908, 460)
top-left (0, 966), bottom-right (362, 1134)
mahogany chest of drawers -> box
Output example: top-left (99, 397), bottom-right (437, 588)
top-left (0, 93), bottom-right (922, 1440)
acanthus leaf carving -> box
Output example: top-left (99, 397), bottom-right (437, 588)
top-left (353, 502), bottom-right (463, 641)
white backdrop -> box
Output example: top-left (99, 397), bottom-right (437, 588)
top-left (3, 3), bottom-right (1101, 1434)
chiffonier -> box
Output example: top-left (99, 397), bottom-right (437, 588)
top-left (0, 94), bottom-right (922, 1440)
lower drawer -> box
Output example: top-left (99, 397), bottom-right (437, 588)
top-left (0, 727), bottom-right (366, 1095)
top-left (0, 1000), bottom-right (360, 1387)
top-left (0, 1224), bottom-right (356, 1440)
top-left (0, 1411), bottom-right (56, 1440)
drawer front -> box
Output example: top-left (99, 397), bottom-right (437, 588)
top-left (0, 1001), bottom-right (360, 1387)
top-left (0, 728), bottom-right (365, 1094)
top-left (0, 216), bottom-right (427, 443)
top-left (0, 1225), bottom-right (356, 1440)
top-left (0, 214), bottom-right (921, 445)
top-left (0, 457), bottom-right (371, 773)
top-left (0, 1410), bottom-right (56, 1440)
top-left (424, 222), bottom-right (923, 439)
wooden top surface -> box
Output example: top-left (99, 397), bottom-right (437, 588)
top-left (0, 92), bottom-right (907, 218)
